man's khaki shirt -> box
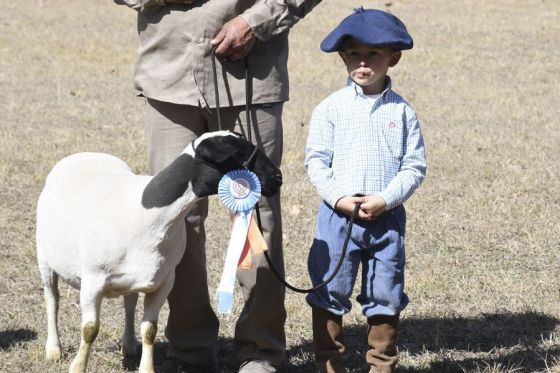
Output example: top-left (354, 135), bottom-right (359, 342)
top-left (116, 0), bottom-right (321, 107)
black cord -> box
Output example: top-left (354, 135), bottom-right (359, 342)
top-left (259, 202), bottom-right (361, 294)
top-left (244, 58), bottom-right (252, 142)
top-left (211, 48), bottom-right (222, 131)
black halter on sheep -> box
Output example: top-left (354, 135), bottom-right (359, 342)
top-left (35, 130), bottom-right (281, 373)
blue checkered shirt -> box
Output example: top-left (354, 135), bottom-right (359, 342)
top-left (305, 78), bottom-right (427, 210)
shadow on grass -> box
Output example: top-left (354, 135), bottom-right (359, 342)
top-left (0, 328), bottom-right (37, 350)
top-left (285, 311), bottom-right (560, 373)
top-left (400, 311), bottom-right (558, 352)
top-left (117, 311), bottom-right (559, 372)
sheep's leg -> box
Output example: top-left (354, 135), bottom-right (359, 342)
top-left (138, 273), bottom-right (175, 373)
top-left (121, 292), bottom-right (139, 357)
top-left (39, 264), bottom-right (62, 360)
top-left (69, 280), bottom-right (103, 373)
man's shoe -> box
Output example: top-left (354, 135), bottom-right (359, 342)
top-left (157, 358), bottom-right (217, 373)
top-left (238, 359), bottom-right (278, 373)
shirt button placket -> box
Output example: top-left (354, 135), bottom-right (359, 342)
top-left (192, 35), bottom-right (207, 107)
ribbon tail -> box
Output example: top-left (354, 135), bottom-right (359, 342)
top-left (237, 239), bottom-right (252, 270)
top-left (248, 213), bottom-right (268, 255)
top-left (217, 210), bottom-right (252, 314)
top-left (238, 213), bottom-right (269, 269)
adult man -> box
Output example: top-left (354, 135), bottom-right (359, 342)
top-left (115, 1), bottom-right (321, 372)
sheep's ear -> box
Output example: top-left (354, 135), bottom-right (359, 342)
top-left (142, 154), bottom-right (194, 208)
top-left (196, 137), bottom-right (236, 165)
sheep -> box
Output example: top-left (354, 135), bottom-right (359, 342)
top-left (35, 130), bottom-right (282, 373)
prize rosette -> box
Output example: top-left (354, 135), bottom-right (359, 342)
top-left (218, 169), bottom-right (261, 214)
top-left (216, 169), bottom-right (261, 314)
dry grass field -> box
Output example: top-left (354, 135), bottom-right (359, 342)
top-left (1, 0), bottom-right (559, 372)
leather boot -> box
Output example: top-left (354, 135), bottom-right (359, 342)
top-left (366, 315), bottom-right (399, 373)
top-left (312, 307), bottom-right (346, 373)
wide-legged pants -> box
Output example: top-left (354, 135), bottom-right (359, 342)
top-left (306, 202), bottom-right (408, 318)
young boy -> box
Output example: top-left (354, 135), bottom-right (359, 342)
top-left (304, 7), bottom-right (427, 373)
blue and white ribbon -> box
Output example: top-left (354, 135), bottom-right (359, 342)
top-left (216, 169), bottom-right (261, 314)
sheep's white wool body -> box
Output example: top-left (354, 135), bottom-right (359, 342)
top-left (36, 150), bottom-right (197, 373)
top-left (37, 152), bottom-right (192, 297)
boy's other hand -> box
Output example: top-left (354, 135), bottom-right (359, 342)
top-left (359, 195), bottom-right (387, 220)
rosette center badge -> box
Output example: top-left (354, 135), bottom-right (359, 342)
top-left (231, 178), bottom-right (250, 199)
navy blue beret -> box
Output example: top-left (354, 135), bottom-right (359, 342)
top-left (320, 7), bottom-right (413, 52)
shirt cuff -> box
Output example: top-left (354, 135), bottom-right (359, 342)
top-left (378, 191), bottom-right (399, 210)
top-left (327, 192), bottom-right (345, 210)
top-left (115, 0), bottom-right (165, 12)
top-left (240, 1), bottom-right (284, 41)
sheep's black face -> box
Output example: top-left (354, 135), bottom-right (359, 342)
top-left (193, 134), bottom-right (282, 198)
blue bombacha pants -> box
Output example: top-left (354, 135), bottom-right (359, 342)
top-left (306, 202), bottom-right (409, 317)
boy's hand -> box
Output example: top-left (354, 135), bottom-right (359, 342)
top-left (359, 195), bottom-right (387, 220)
top-left (335, 195), bottom-right (367, 218)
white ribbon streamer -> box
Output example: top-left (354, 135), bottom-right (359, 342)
top-left (216, 209), bottom-right (252, 314)
top-left (216, 169), bottom-right (261, 314)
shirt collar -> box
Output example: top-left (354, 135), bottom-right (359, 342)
top-left (348, 76), bottom-right (393, 99)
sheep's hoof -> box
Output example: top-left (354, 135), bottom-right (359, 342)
top-left (69, 358), bottom-right (86, 373)
top-left (120, 340), bottom-right (139, 357)
top-left (45, 345), bottom-right (62, 361)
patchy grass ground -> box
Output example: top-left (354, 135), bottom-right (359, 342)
top-left (1, 0), bottom-right (559, 372)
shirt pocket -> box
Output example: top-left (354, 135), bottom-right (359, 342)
top-left (380, 119), bottom-right (405, 161)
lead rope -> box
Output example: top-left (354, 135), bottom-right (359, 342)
top-left (210, 48), bottom-right (360, 293)
top-left (211, 48), bottom-right (222, 131)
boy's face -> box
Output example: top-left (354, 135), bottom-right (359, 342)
top-left (339, 39), bottom-right (402, 95)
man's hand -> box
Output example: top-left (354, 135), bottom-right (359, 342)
top-left (359, 195), bottom-right (387, 220)
top-left (211, 16), bottom-right (256, 61)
